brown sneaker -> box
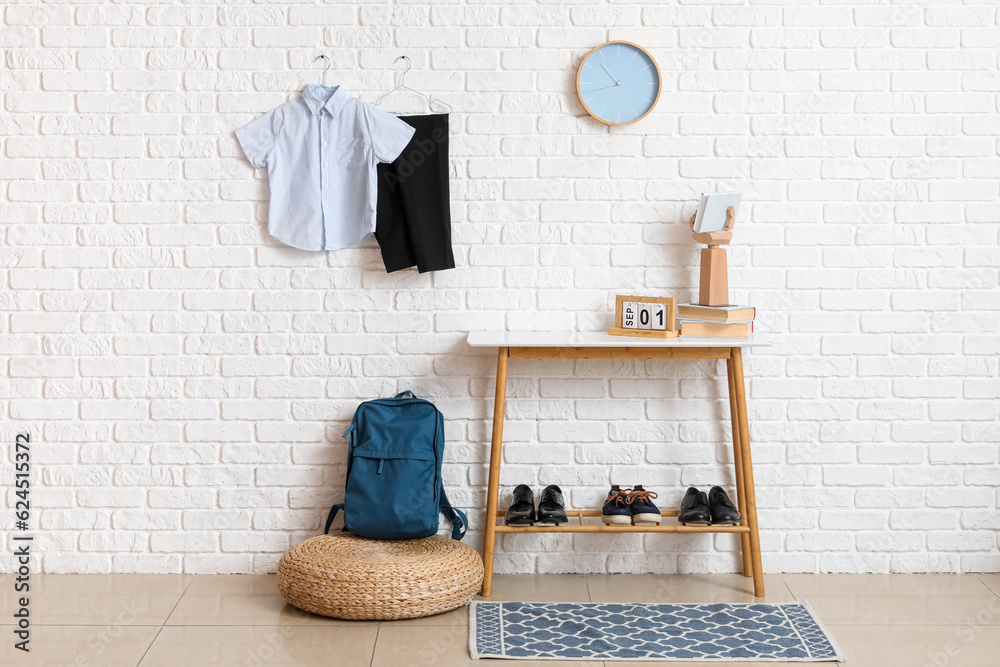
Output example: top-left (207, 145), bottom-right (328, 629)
top-left (601, 484), bottom-right (632, 525)
top-left (627, 485), bottom-right (662, 526)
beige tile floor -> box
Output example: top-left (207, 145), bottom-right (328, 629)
top-left (2, 573), bottom-right (1000, 666)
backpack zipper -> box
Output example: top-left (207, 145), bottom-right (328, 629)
top-left (376, 459), bottom-right (384, 474)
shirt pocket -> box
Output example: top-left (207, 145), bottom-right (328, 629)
top-left (336, 138), bottom-right (367, 168)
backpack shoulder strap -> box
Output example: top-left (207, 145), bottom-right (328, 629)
top-left (324, 503), bottom-right (344, 534)
top-left (438, 484), bottom-right (468, 541)
top-left (322, 413), bottom-right (359, 535)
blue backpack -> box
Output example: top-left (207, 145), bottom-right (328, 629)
top-left (324, 391), bottom-right (468, 541)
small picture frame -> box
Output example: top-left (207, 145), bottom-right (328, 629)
top-left (694, 191), bottom-right (742, 234)
top-left (609, 295), bottom-right (678, 339)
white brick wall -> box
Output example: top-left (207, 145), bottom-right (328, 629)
top-left (1, 0), bottom-right (999, 575)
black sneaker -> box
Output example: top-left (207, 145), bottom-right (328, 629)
top-left (678, 487), bottom-right (711, 526)
top-left (627, 485), bottom-right (661, 526)
top-left (601, 485), bottom-right (632, 526)
top-left (537, 485), bottom-right (568, 525)
top-left (708, 486), bottom-right (741, 525)
top-left (505, 484), bottom-right (535, 526)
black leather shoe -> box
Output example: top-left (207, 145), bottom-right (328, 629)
top-left (537, 485), bottom-right (568, 525)
top-left (678, 487), bottom-right (711, 525)
top-left (506, 484), bottom-right (535, 525)
top-left (709, 486), bottom-right (741, 525)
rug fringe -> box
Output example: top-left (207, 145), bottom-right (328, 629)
top-left (799, 599), bottom-right (848, 663)
top-left (468, 600), bottom-right (480, 660)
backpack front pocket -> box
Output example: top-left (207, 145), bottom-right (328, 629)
top-left (344, 452), bottom-right (438, 539)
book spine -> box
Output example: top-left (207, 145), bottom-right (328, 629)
top-left (679, 321), bottom-right (752, 337)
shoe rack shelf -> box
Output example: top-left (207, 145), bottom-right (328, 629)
top-left (493, 510), bottom-right (751, 534)
top-left (466, 331), bottom-right (771, 598)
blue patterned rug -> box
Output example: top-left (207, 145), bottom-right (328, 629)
top-left (470, 601), bottom-right (844, 661)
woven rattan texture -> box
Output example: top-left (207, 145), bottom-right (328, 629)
top-left (277, 533), bottom-right (484, 620)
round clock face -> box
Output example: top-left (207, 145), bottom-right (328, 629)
top-left (576, 41), bottom-right (661, 126)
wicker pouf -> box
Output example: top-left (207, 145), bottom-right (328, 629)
top-left (277, 532), bottom-right (484, 620)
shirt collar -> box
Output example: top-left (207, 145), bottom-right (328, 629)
top-left (303, 84), bottom-right (349, 118)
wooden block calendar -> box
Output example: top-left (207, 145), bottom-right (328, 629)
top-left (608, 295), bottom-right (679, 339)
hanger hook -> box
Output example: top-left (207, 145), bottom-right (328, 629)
top-left (314, 54), bottom-right (331, 86)
top-left (394, 55), bottom-right (411, 84)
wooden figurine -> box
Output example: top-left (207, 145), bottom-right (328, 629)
top-left (608, 295), bottom-right (679, 339)
top-left (690, 205), bottom-right (736, 307)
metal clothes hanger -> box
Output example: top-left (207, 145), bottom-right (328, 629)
top-left (374, 56), bottom-right (453, 112)
top-left (313, 54), bottom-right (331, 86)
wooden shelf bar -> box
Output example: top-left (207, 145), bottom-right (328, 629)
top-left (495, 509), bottom-right (681, 519)
top-left (495, 524), bottom-right (750, 534)
top-left (493, 510), bottom-right (748, 534)
top-left (508, 346), bottom-right (730, 360)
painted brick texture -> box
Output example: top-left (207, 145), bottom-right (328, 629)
top-left (1, 1), bottom-right (999, 575)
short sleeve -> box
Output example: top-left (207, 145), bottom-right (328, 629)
top-left (362, 104), bottom-right (416, 164)
top-left (235, 105), bottom-right (284, 168)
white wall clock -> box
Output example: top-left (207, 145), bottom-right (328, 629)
top-left (576, 41), bottom-right (661, 126)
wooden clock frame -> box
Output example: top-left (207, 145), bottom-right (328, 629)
top-left (575, 40), bottom-right (662, 126)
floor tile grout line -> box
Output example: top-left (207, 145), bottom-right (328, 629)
top-left (161, 574), bottom-right (198, 627)
top-left (134, 624), bottom-right (165, 667)
top-left (133, 574), bottom-right (198, 666)
top-left (369, 623), bottom-right (381, 667)
top-left (129, 623), bottom-right (386, 627)
top-left (778, 573), bottom-right (798, 601)
top-left (975, 573), bottom-right (1000, 600)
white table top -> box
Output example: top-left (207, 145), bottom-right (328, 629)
top-left (466, 331), bottom-right (770, 348)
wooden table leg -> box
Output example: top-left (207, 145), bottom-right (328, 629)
top-left (732, 347), bottom-right (765, 597)
top-left (727, 354), bottom-right (752, 579)
top-left (481, 346), bottom-right (509, 596)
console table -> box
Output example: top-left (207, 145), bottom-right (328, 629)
top-left (467, 331), bottom-right (770, 598)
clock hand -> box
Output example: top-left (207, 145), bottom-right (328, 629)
top-left (581, 82), bottom-right (621, 93)
top-left (600, 63), bottom-right (619, 84)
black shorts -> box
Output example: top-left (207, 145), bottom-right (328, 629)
top-left (375, 114), bottom-right (455, 273)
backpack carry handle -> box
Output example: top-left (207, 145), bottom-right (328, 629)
top-left (393, 390), bottom-right (416, 399)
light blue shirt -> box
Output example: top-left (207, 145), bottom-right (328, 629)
top-left (236, 85), bottom-right (415, 251)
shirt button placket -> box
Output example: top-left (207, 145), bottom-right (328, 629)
top-left (321, 114), bottom-right (329, 247)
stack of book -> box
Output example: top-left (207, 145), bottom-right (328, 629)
top-left (677, 304), bottom-right (756, 338)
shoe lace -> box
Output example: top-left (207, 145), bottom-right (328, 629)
top-left (605, 488), bottom-right (631, 507)
top-left (715, 492), bottom-right (736, 510)
top-left (627, 490), bottom-right (658, 505)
